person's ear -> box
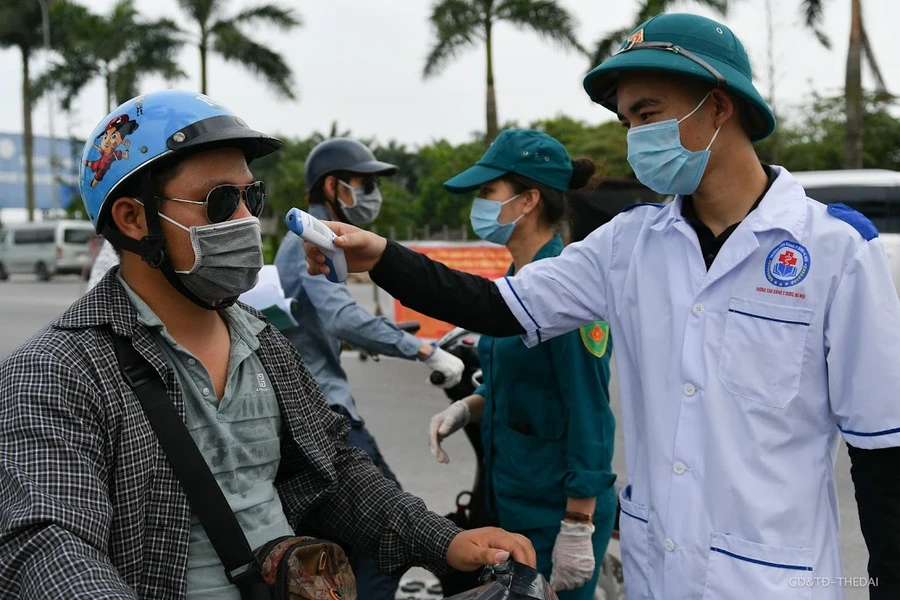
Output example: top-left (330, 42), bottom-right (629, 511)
top-left (323, 175), bottom-right (337, 201)
top-left (109, 197), bottom-right (148, 242)
top-left (710, 88), bottom-right (735, 129)
top-left (521, 188), bottom-right (541, 214)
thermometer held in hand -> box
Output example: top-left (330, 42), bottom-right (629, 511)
top-left (285, 208), bottom-right (348, 283)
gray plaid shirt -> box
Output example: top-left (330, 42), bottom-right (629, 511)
top-left (0, 270), bottom-right (460, 599)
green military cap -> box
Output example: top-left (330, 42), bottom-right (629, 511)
top-left (582, 13), bottom-right (776, 141)
top-left (444, 129), bottom-right (573, 194)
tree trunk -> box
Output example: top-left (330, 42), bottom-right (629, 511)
top-left (764, 0), bottom-right (779, 163)
top-left (21, 46), bottom-right (35, 223)
top-left (105, 68), bottom-right (112, 114)
top-left (485, 19), bottom-right (498, 143)
top-left (843, 0), bottom-right (864, 169)
top-left (200, 29), bottom-right (208, 94)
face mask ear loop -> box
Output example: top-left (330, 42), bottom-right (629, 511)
top-left (706, 125), bottom-right (722, 151)
top-left (497, 193), bottom-right (524, 226)
top-left (678, 91), bottom-right (713, 125)
top-left (136, 201), bottom-right (189, 233)
top-left (325, 176), bottom-right (351, 224)
top-left (499, 193), bottom-right (522, 207)
top-left (337, 179), bottom-right (358, 210)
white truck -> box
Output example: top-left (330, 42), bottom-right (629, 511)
top-left (792, 169), bottom-right (900, 296)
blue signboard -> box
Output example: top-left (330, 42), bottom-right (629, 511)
top-left (0, 132), bottom-right (80, 210)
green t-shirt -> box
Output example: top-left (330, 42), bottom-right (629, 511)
top-left (120, 277), bottom-right (295, 598)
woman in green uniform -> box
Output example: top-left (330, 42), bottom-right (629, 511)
top-left (428, 129), bottom-right (617, 598)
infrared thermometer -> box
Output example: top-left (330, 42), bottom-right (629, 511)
top-left (285, 208), bottom-right (348, 283)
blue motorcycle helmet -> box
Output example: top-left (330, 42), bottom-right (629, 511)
top-left (80, 89), bottom-right (282, 309)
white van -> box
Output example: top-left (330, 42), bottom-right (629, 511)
top-left (792, 169), bottom-right (900, 295)
top-left (0, 220), bottom-right (97, 281)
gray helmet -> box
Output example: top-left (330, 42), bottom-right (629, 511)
top-left (304, 137), bottom-right (398, 191)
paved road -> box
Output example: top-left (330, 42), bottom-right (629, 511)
top-left (0, 277), bottom-right (870, 598)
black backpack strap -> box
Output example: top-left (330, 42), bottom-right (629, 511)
top-left (112, 334), bottom-right (271, 599)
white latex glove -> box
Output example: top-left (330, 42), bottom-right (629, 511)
top-left (423, 346), bottom-right (465, 389)
top-left (550, 520), bottom-right (596, 592)
top-left (428, 400), bottom-right (471, 464)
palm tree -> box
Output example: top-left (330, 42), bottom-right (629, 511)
top-left (0, 1), bottom-right (48, 222)
top-left (590, 0), bottom-right (729, 66)
top-left (799, 0), bottom-right (887, 169)
top-left (424, 0), bottom-right (585, 143)
top-left (176, 0), bottom-right (300, 99)
top-left (36, 0), bottom-right (185, 114)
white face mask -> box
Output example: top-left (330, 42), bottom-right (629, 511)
top-left (157, 212), bottom-right (264, 303)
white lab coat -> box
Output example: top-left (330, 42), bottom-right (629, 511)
top-left (497, 167), bottom-right (900, 600)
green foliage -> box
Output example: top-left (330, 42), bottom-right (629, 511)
top-left (798, 0), bottom-right (830, 49)
top-left (424, 0), bottom-right (584, 140)
top-left (756, 92), bottom-right (900, 172)
top-left (176, 0), bottom-right (300, 99)
top-left (424, 0), bottom-right (586, 78)
top-left (529, 115), bottom-right (631, 178)
top-left (0, 1), bottom-right (43, 54)
top-left (413, 139), bottom-right (488, 229)
top-left (33, 0), bottom-right (185, 112)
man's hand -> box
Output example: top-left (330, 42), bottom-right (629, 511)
top-left (446, 527), bottom-right (536, 571)
top-left (304, 221), bottom-right (388, 276)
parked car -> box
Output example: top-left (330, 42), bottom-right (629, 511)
top-left (0, 220), bottom-right (97, 281)
top-left (792, 169), bottom-right (900, 296)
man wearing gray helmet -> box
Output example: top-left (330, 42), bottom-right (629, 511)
top-left (274, 137), bottom-right (465, 599)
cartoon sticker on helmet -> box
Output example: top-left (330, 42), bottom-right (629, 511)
top-left (83, 113), bottom-right (140, 188)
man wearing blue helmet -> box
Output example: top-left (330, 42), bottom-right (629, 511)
top-left (306, 13), bottom-right (900, 600)
top-left (274, 138), bottom-right (466, 599)
top-left (0, 90), bottom-right (535, 600)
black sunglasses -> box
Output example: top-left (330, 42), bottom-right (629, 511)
top-left (158, 181), bottom-right (267, 223)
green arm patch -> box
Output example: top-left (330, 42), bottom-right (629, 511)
top-left (579, 321), bottom-right (610, 358)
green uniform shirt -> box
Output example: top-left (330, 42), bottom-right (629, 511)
top-left (120, 276), bottom-right (295, 599)
top-left (475, 235), bottom-right (618, 531)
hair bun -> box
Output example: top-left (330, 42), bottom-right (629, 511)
top-left (569, 158), bottom-right (597, 191)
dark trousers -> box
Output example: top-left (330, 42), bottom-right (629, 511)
top-left (344, 416), bottom-right (402, 600)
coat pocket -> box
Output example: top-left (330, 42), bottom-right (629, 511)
top-left (618, 485), bottom-right (652, 600)
top-left (702, 532), bottom-right (813, 600)
top-left (717, 297), bottom-right (813, 408)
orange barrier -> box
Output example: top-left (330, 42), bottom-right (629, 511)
top-left (393, 241), bottom-right (512, 340)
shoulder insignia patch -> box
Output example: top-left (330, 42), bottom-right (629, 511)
top-left (827, 203), bottom-right (879, 241)
top-left (580, 321), bottom-right (610, 358)
top-left (622, 202), bottom-right (666, 213)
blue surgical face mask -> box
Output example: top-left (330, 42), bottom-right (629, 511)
top-left (469, 194), bottom-right (523, 245)
top-left (626, 92), bottom-right (721, 196)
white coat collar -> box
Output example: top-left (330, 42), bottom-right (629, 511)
top-left (649, 166), bottom-right (808, 241)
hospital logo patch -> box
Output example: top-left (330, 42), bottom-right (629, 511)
top-left (765, 241), bottom-right (810, 287)
top-left (580, 321), bottom-right (610, 358)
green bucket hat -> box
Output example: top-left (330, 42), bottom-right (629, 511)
top-left (444, 129), bottom-right (573, 194)
top-left (583, 13), bottom-right (775, 141)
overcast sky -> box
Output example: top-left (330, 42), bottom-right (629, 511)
top-left (1, 0), bottom-right (898, 148)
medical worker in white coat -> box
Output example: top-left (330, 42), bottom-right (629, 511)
top-left (305, 13), bottom-right (900, 600)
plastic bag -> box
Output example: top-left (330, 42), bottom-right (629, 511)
top-left (443, 561), bottom-right (559, 600)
